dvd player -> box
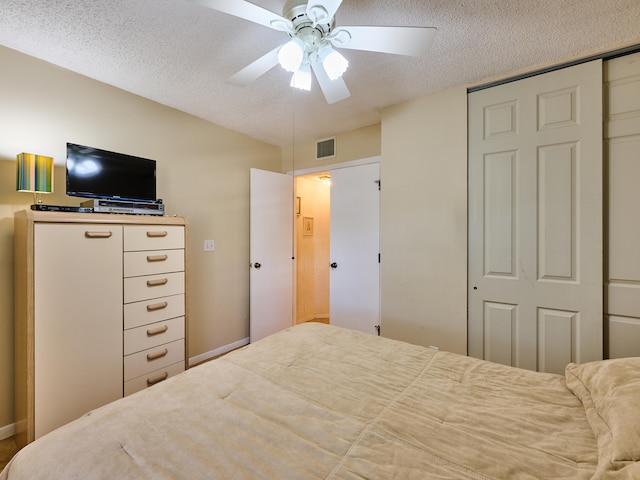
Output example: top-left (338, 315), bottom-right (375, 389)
top-left (31, 204), bottom-right (93, 213)
top-left (81, 198), bottom-right (165, 215)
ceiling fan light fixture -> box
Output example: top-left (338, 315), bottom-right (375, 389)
top-left (328, 28), bottom-right (352, 48)
top-left (278, 37), bottom-right (305, 72)
top-left (318, 45), bottom-right (348, 80)
top-left (290, 62), bottom-right (312, 91)
top-left (193, 0), bottom-right (437, 104)
top-left (306, 5), bottom-right (329, 25)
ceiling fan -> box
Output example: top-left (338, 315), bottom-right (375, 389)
top-left (192, 0), bottom-right (437, 104)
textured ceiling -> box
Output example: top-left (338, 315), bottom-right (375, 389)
top-left (1, 0), bottom-right (640, 147)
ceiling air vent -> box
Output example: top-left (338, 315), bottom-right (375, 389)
top-left (316, 137), bottom-right (336, 160)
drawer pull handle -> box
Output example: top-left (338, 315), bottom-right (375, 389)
top-left (147, 254), bottom-right (168, 262)
top-left (147, 372), bottom-right (169, 386)
top-left (147, 278), bottom-right (168, 287)
top-left (147, 231), bottom-right (168, 238)
top-left (146, 301), bottom-right (168, 312)
top-left (147, 348), bottom-right (168, 361)
top-left (85, 231), bottom-right (112, 238)
top-left (147, 325), bottom-right (169, 337)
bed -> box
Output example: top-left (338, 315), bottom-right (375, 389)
top-left (1, 322), bottom-right (639, 479)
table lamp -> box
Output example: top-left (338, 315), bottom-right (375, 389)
top-left (16, 152), bottom-right (54, 204)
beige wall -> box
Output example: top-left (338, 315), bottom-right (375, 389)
top-left (0, 44), bottom-right (471, 435)
top-left (380, 86), bottom-right (468, 355)
top-left (282, 123), bottom-right (381, 172)
top-left (287, 89), bottom-right (469, 353)
top-left (0, 46), bottom-right (281, 430)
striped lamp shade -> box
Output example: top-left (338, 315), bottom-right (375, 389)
top-left (16, 153), bottom-right (54, 193)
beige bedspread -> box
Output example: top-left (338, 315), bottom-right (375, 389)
top-left (2, 323), bottom-right (639, 479)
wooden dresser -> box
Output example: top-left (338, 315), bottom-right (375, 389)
top-left (14, 210), bottom-right (188, 447)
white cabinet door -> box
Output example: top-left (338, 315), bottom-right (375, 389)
top-left (468, 60), bottom-right (603, 373)
top-left (34, 223), bottom-right (123, 438)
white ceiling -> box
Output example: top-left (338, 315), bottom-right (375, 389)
top-left (2, 0), bottom-right (640, 147)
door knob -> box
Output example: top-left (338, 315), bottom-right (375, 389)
top-left (330, 262), bottom-right (337, 269)
top-left (253, 262), bottom-right (261, 269)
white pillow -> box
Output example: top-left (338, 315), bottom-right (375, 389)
top-left (565, 357), bottom-right (640, 463)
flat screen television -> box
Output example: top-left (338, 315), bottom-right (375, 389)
top-left (66, 143), bottom-right (157, 202)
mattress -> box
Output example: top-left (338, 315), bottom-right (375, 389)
top-left (2, 322), bottom-right (639, 479)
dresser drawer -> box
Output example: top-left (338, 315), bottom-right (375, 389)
top-left (124, 249), bottom-right (184, 278)
top-left (124, 225), bottom-right (184, 252)
top-left (124, 271), bottom-right (185, 304)
top-left (124, 361), bottom-right (185, 397)
top-left (124, 316), bottom-right (185, 356)
top-left (124, 339), bottom-right (185, 381)
top-left (124, 294), bottom-right (185, 329)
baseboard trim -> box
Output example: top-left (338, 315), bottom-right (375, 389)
top-left (188, 337), bottom-right (250, 367)
top-left (0, 423), bottom-right (15, 441)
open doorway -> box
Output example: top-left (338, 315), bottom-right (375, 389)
top-left (295, 173), bottom-right (331, 324)
top-left (294, 161), bottom-right (381, 335)
top-left (250, 161), bottom-right (379, 340)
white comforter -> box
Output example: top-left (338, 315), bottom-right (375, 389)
top-left (2, 323), bottom-right (639, 479)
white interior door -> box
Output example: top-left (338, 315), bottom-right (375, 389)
top-left (250, 168), bottom-right (293, 343)
top-left (468, 60), bottom-right (603, 373)
top-left (330, 163), bottom-right (380, 334)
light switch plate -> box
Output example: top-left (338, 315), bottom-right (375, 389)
top-left (204, 240), bottom-right (214, 252)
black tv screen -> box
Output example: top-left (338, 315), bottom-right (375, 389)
top-left (66, 143), bottom-right (156, 202)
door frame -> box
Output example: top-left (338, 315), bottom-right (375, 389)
top-left (287, 156), bottom-right (380, 177)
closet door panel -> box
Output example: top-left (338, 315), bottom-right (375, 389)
top-left (469, 60), bottom-right (603, 372)
top-left (605, 52), bottom-right (640, 357)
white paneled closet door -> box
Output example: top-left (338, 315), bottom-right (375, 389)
top-left (605, 52), bottom-right (640, 358)
top-left (468, 60), bottom-right (603, 373)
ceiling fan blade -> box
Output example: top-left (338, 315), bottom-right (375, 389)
top-left (191, 0), bottom-right (293, 32)
top-left (311, 62), bottom-right (350, 104)
top-left (228, 46), bottom-right (281, 86)
top-left (306, 0), bottom-right (343, 24)
top-left (330, 26), bottom-right (437, 56)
